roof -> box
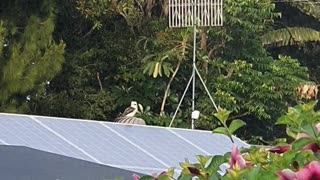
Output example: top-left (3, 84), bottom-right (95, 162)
top-left (0, 145), bottom-right (144, 180)
top-left (0, 113), bottom-right (249, 178)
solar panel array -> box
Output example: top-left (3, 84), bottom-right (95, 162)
top-left (0, 113), bottom-right (249, 177)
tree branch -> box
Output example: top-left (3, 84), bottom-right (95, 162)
top-left (229, 112), bottom-right (250, 120)
top-left (160, 59), bottom-right (182, 115)
top-left (96, 72), bottom-right (103, 91)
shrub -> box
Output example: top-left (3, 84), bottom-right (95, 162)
top-left (134, 101), bottom-right (320, 180)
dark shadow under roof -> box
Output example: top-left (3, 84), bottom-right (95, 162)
top-left (0, 145), bottom-right (143, 180)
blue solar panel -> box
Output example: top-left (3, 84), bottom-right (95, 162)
top-left (172, 129), bottom-right (249, 156)
top-left (36, 117), bottom-right (167, 169)
top-left (0, 113), bottom-right (250, 178)
top-left (0, 115), bottom-right (91, 161)
top-left (106, 123), bottom-right (209, 167)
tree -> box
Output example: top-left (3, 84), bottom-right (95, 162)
top-left (29, 0), bottom-right (141, 119)
top-left (0, 0), bottom-right (65, 112)
top-left (264, 1), bottom-right (320, 102)
top-left (27, 0), bottom-right (312, 141)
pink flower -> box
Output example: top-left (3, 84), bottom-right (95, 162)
top-left (132, 174), bottom-right (140, 180)
top-left (277, 161), bottom-right (320, 180)
top-left (296, 161), bottom-right (320, 180)
top-left (277, 169), bottom-right (297, 180)
top-left (269, 145), bottom-right (292, 154)
top-left (230, 145), bottom-right (247, 170)
top-left (270, 123), bottom-right (320, 154)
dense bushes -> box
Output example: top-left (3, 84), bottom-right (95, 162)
top-left (135, 101), bottom-right (320, 180)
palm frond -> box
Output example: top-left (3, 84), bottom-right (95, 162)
top-left (288, 0), bottom-right (320, 21)
top-left (261, 27), bottom-right (320, 47)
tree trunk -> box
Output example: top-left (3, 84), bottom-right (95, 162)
top-left (200, 28), bottom-right (207, 51)
top-left (160, 59), bottom-right (182, 115)
top-left (200, 28), bottom-right (208, 77)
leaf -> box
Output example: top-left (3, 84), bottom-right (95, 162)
top-left (289, 1), bottom-right (320, 20)
top-left (196, 155), bottom-right (212, 168)
top-left (138, 104), bottom-right (144, 112)
top-left (246, 166), bottom-right (261, 180)
top-left (292, 138), bottom-right (315, 151)
top-left (157, 175), bottom-right (171, 180)
top-left (302, 100), bottom-right (318, 112)
top-left (142, 54), bottom-right (156, 62)
top-left (177, 175), bottom-right (193, 180)
top-left (294, 151), bottom-right (314, 169)
top-left (206, 155), bottom-right (226, 174)
top-left (143, 63), bottom-right (151, 74)
top-left (167, 167), bottom-right (175, 177)
top-left (158, 61), bottom-right (163, 77)
top-left (148, 62), bottom-right (156, 76)
top-left (286, 127), bottom-right (297, 139)
top-left (212, 127), bottom-right (229, 136)
top-left (281, 150), bottom-right (296, 167)
top-left (262, 27), bottom-right (320, 47)
top-left (301, 124), bottom-right (318, 139)
top-left (153, 62), bottom-right (159, 78)
top-left (140, 176), bottom-right (155, 180)
top-left (161, 54), bottom-right (169, 61)
top-left (208, 173), bottom-right (221, 180)
top-left (276, 115), bottom-right (292, 125)
top-left (163, 63), bottom-right (171, 77)
top-left (228, 119), bottom-right (246, 134)
top-left (214, 108), bottom-right (231, 125)
top-left (180, 159), bottom-right (191, 169)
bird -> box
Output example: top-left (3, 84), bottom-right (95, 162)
top-left (114, 101), bottom-right (146, 125)
top-left (120, 101), bottom-right (138, 117)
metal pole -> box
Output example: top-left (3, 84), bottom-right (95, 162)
top-left (168, 0), bottom-right (223, 129)
top-left (191, 0), bottom-right (197, 129)
top-left (194, 66), bottom-right (219, 111)
top-left (169, 73), bottom-right (194, 128)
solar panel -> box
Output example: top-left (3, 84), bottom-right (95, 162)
top-left (0, 115), bottom-right (91, 161)
top-left (106, 123), bottom-right (207, 167)
top-left (171, 129), bottom-right (246, 155)
top-left (35, 117), bottom-right (166, 168)
top-left (0, 113), bottom-right (249, 178)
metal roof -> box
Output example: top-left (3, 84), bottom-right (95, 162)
top-left (0, 113), bottom-right (249, 178)
top-left (0, 145), bottom-right (144, 180)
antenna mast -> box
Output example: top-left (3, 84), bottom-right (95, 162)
top-left (168, 0), bottom-right (223, 129)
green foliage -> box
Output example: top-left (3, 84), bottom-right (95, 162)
top-left (288, 0), bottom-right (320, 21)
top-left (29, 90), bottom-right (116, 120)
top-left (276, 100), bottom-right (320, 139)
top-left (21, 0), bottom-right (318, 142)
top-left (199, 55), bottom-right (309, 134)
top-left (225, 0), bottom-right (279, 34)
top-left (140, 29), bottom-right (191, 79)
top-left (0, 0), bottom-right (65, 112)
top-left (262, 27), bottom-right (320, 47)
top-left (137, 101), bottom-right (320, 180)
top-left (212, 108), bottom-right (246, 143)
top-left (142, 57), bottom-right (173, 78)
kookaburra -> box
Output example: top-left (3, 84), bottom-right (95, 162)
top-left (115, 101), bottom-right (146, 125)
top-left (121, 101), bottom-right (138, 117)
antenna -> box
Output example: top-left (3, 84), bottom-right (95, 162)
top-left (168, 0), bottom-right (223, 129)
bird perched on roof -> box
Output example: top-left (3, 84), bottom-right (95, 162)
top-left (114, 101), bottom-right (146, 125)
top-left (121, 101), bottom-right (138, 117)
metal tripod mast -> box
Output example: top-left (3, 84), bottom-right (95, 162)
top-left (168, 0), bottom-right (223, 129)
